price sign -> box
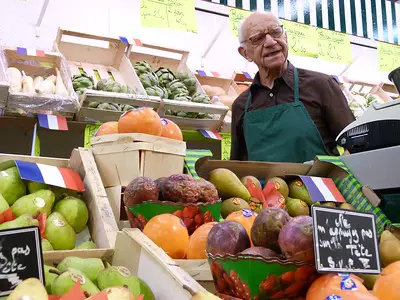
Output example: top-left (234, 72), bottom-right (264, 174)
top-left (378, 42), bottom-right (400, 73)
top-left (221, 133), bottom-right (231, 160)
top-left (282, 20), bottom-right (318, 58)
top-left (84, 123), bottom-right (102, 148)
top-left (229, 8), bottom-right (252, 38)
top-left (317, 28), bottom-right (352, 64)
top-left (140, 0), bottom-right (197, 33)
top-left (312, 205), bottom-right (381, 274)
top-left (0, 226), bottom-right (44, 296)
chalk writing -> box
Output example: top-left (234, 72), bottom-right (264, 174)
top-left (317, 28), bottom-right (352, 64)
top-left (377, 42), bottom-right (400, 73)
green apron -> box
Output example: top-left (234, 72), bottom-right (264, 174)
top-left (243, 66), bottom-right (328, 163)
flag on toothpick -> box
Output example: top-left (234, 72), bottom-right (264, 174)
top-left (199, 130), bottom-right (222, 140)
top-left (299, 176), bottom-right (345, 203)
top-left (37, 114), bottom-right (68, 131)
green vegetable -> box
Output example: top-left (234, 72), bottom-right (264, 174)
top-left (155, 68), bottom-right (176, 87)
top-left (166, 79), bottom-right (189, 99)
top-left (192, 92), bottom-right (211, 104)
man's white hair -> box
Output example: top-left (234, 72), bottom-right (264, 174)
top-left (238, 12), bottom-right (283, 46)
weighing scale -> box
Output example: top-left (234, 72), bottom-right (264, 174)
top-left (335, 67), bottom-right (400, 222)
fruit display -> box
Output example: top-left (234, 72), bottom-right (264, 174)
top-left (71, 72), bottom-right (139, 112)
top-left (0, 166), bottom-right (92, 250)
top-left (7, 256), bottom-right (155, 299)
top-left (346, 91), bottom-right (386, 118)
top-left (7, 67), bottom-right (69, 96)
top-left (134, 61), bottom-right (213, 119)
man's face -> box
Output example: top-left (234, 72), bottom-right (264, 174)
top-left (240, 14), bottom-right (288, 71)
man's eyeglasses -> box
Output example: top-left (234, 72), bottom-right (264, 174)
top-left (241, 25), bottom-right (284, 46)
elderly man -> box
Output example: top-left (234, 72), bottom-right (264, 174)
top-left (230, 12), bottom-right (355, 163)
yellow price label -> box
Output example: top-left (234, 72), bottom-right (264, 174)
top-left (317, 28), bottom-right (352, 64)
top-left (282, 20), bottom-right (318, 58)
top-left (140, 0), bottom-right (197, 33)
top-left (33, 135), bottom-right (40, 156)
top-left (84, 123), bottom-right (102, 148)
top-left (378, 42), bottom-right (400, 73)
top-left (221, 133), bottom-right (231, 160)
top-left (229, 8), bottom-right (252, 38)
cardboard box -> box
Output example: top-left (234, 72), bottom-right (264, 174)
top-left (0, 148), bottom-right (119, 249)
top-left (44, 229), bottom-right (206, 299)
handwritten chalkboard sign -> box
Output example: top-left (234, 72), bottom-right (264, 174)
top-left (0, 226), bottom-right (44, 296)
top-left (311, 205), bottom-right (381, 274)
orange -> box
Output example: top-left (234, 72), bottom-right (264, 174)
top-left (225, 209), bottom-right (257, 246)
top-left (306, 274), bottom-right (378, 300)
top-left (143, 213), bottom-right (189, 259)
top-left (118, 107), bottom-right (162, 136)
top-left (95, 121), bottom-right (118, 136)
top-left (187, 222), bottom-right (217, 259)
top-left (160, 118), bottom-right (183, 141)
top-left (373, 261), bottom-right (400, 299)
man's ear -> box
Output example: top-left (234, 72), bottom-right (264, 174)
top-left (238, 46), bottom-right (253, 62)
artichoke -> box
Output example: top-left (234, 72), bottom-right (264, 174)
top-left (97, 103), bottom-right (119, 111)
top-left (96, 79), bottom-right (108, 90)
top-left (176, 72), bottom-right (197, 96)
top-left (122, 105), bottom-right (136, 111)
top-left (120, 85), bottom-right (128, 94)
top-left (173, 93), bottom-right (192, 102)
top-left (192, 92), bottom-right (211, 104)
top-left (127, 87), bottom-right (137, 94)
top-left (73, 77), bottom-right (93, 90)
top-left (88, 102), bottom-right (99, 108)
top-left (145, 86), bottom-right (165, 97)
top-left (155, 68), bottom-right (176, 87)
top-left (166, 79), bottom-right (189, 99)
top-left (139, 72), bottom-right (159, 88)
top-left (134, 61), bottom-right (153, 75)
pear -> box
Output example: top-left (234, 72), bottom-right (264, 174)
top-left (0, 193), bottom-right (9, 213)
top-left (321, 202), bottom-right (336, 207)
top-left (57, 257), bottom-right (105, 284)
top-left (240, 176), bottom-right (262, 190)
top-left (0, 214), bottom-right (39, 230)
top-left (379, 230), bottom-right (400, 267)
top-left (7, 277), bottom-right (47, 300)
top-left (208, 168), bottom-right (251, 200)
top-left (75, 240), bottom-right (97, 250)
top-left (12, 189), bottom-right (55, 217)
top-left (44, 264), bottom-right (59, 294)
top-left (51, 267), bottom-right (100, 296)
top-left (339, 202), bottom-right (356, 210)
top-left (88, 286), bottom-right (135, 300)
top-left (138, 278), bottom-right (155, 300)
top-left (51, 186), bottom-right (81, 201)
top-left (41, 238), bottom-right (54, 251)
top-left (45, 212), bottom-right (76, 250)
top-left (97, 266), bottom-right (141, 295)
top-left (53, 196), bottom-right (89, 233)
top-left (28, 181), bottom-right (48, 193)
top-left (0, 166), bottom-right (26, 205)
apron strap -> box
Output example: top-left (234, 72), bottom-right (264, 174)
top-left (293, 66), bottom-right (299, 103)
top-left (244, 90), bottom-right (251, 115)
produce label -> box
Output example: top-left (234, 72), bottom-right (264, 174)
top-left (282, 20), bottom-right (319, 58)
top-left (140, 0), bottom-right (198, 33)
top-left (229, 8), bottom-right (252, 38)
top-left (377, 42), bottom-right (400, 73)
top-left (316, 28), bottom-right (352, 64)
top-left (0, 226), bottom-right (44, 296)
top-left (221, 133), bottom-right (231, 160)
top-left (208, 256), bottom-right (318, 298)
top-left (84, 123), bottom-right (102, 148)
top-left (311, 205), bottom-right (381, 274)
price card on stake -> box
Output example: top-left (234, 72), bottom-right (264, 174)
top-left (377, 42), bottom-right (400, 73)
top-left (281, 20), bottom-right (318, 58)
top-left (84, 123), bottom-right (102, 148)
top-left (317, 28), bottom-right (352, 64)
top-left (0, 226), bottom-right (44, 296)
top-left (229, 8), bottom-right (252, 38)
top-left (221, 133), bottom-right (231, 160)
top-left (311, 205), bottom-right (381, 274)
top-left (140, 0), bottom-right (198, 33)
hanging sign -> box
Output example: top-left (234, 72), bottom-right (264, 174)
top-left (282, 20), bottom-right (318, 58)
top-left (140, 0), bottom-right (197, 33)
top-left (312, 205), bottom-right (381, 274)
top-left (0, 226), bottom-right (44, 297)
top-left (317, 28), bottom-right (352, 64)
top-left (229, 8), bottom-right (252, 38)
top-left (377, 42), bottom-right (400, 73)
top-left (221, 133), bottom-right (231, 160)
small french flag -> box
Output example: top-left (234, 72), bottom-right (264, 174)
top-left (243, 72), bottom-right (254, 80)
top-left (15, 160), bottom-right (85, 192)
top-left (199, 129), bottom-right (222, 140)
top-left (16, 47), bottom-right (45, 57)
top-left (299, 176), bottom-right (345, 203)
top-left (38, 114), bottom-right (68, 131)
top-left (196, 70), bottom-right (220, 77)
top-left (119, 36), bottom-right (143, 46)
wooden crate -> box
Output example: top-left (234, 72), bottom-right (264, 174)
top-left (44, 229), bottom-right (206, 299)
top-left (54, 28), bottom-right (158, 123)
top-left (196, 75), bottom-right (241, 99)
top-left (2, 48), bottom-right (79, 119)
top-left (175, 259), bottom-right (215, 293)
top-left (0, 148), bottom-right (119, 249)
top-left (90, 133), bottom-right (186, 187)
top-left (0, 82), bottom-right (8, 114)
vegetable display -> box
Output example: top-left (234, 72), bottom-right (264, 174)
top-left (347, 91), bottom-right (386, 118)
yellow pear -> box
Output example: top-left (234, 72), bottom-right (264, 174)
top-left (7, 277), bottom-right (47, 300)
top-left (379, 230), bottom-right (400, 267)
